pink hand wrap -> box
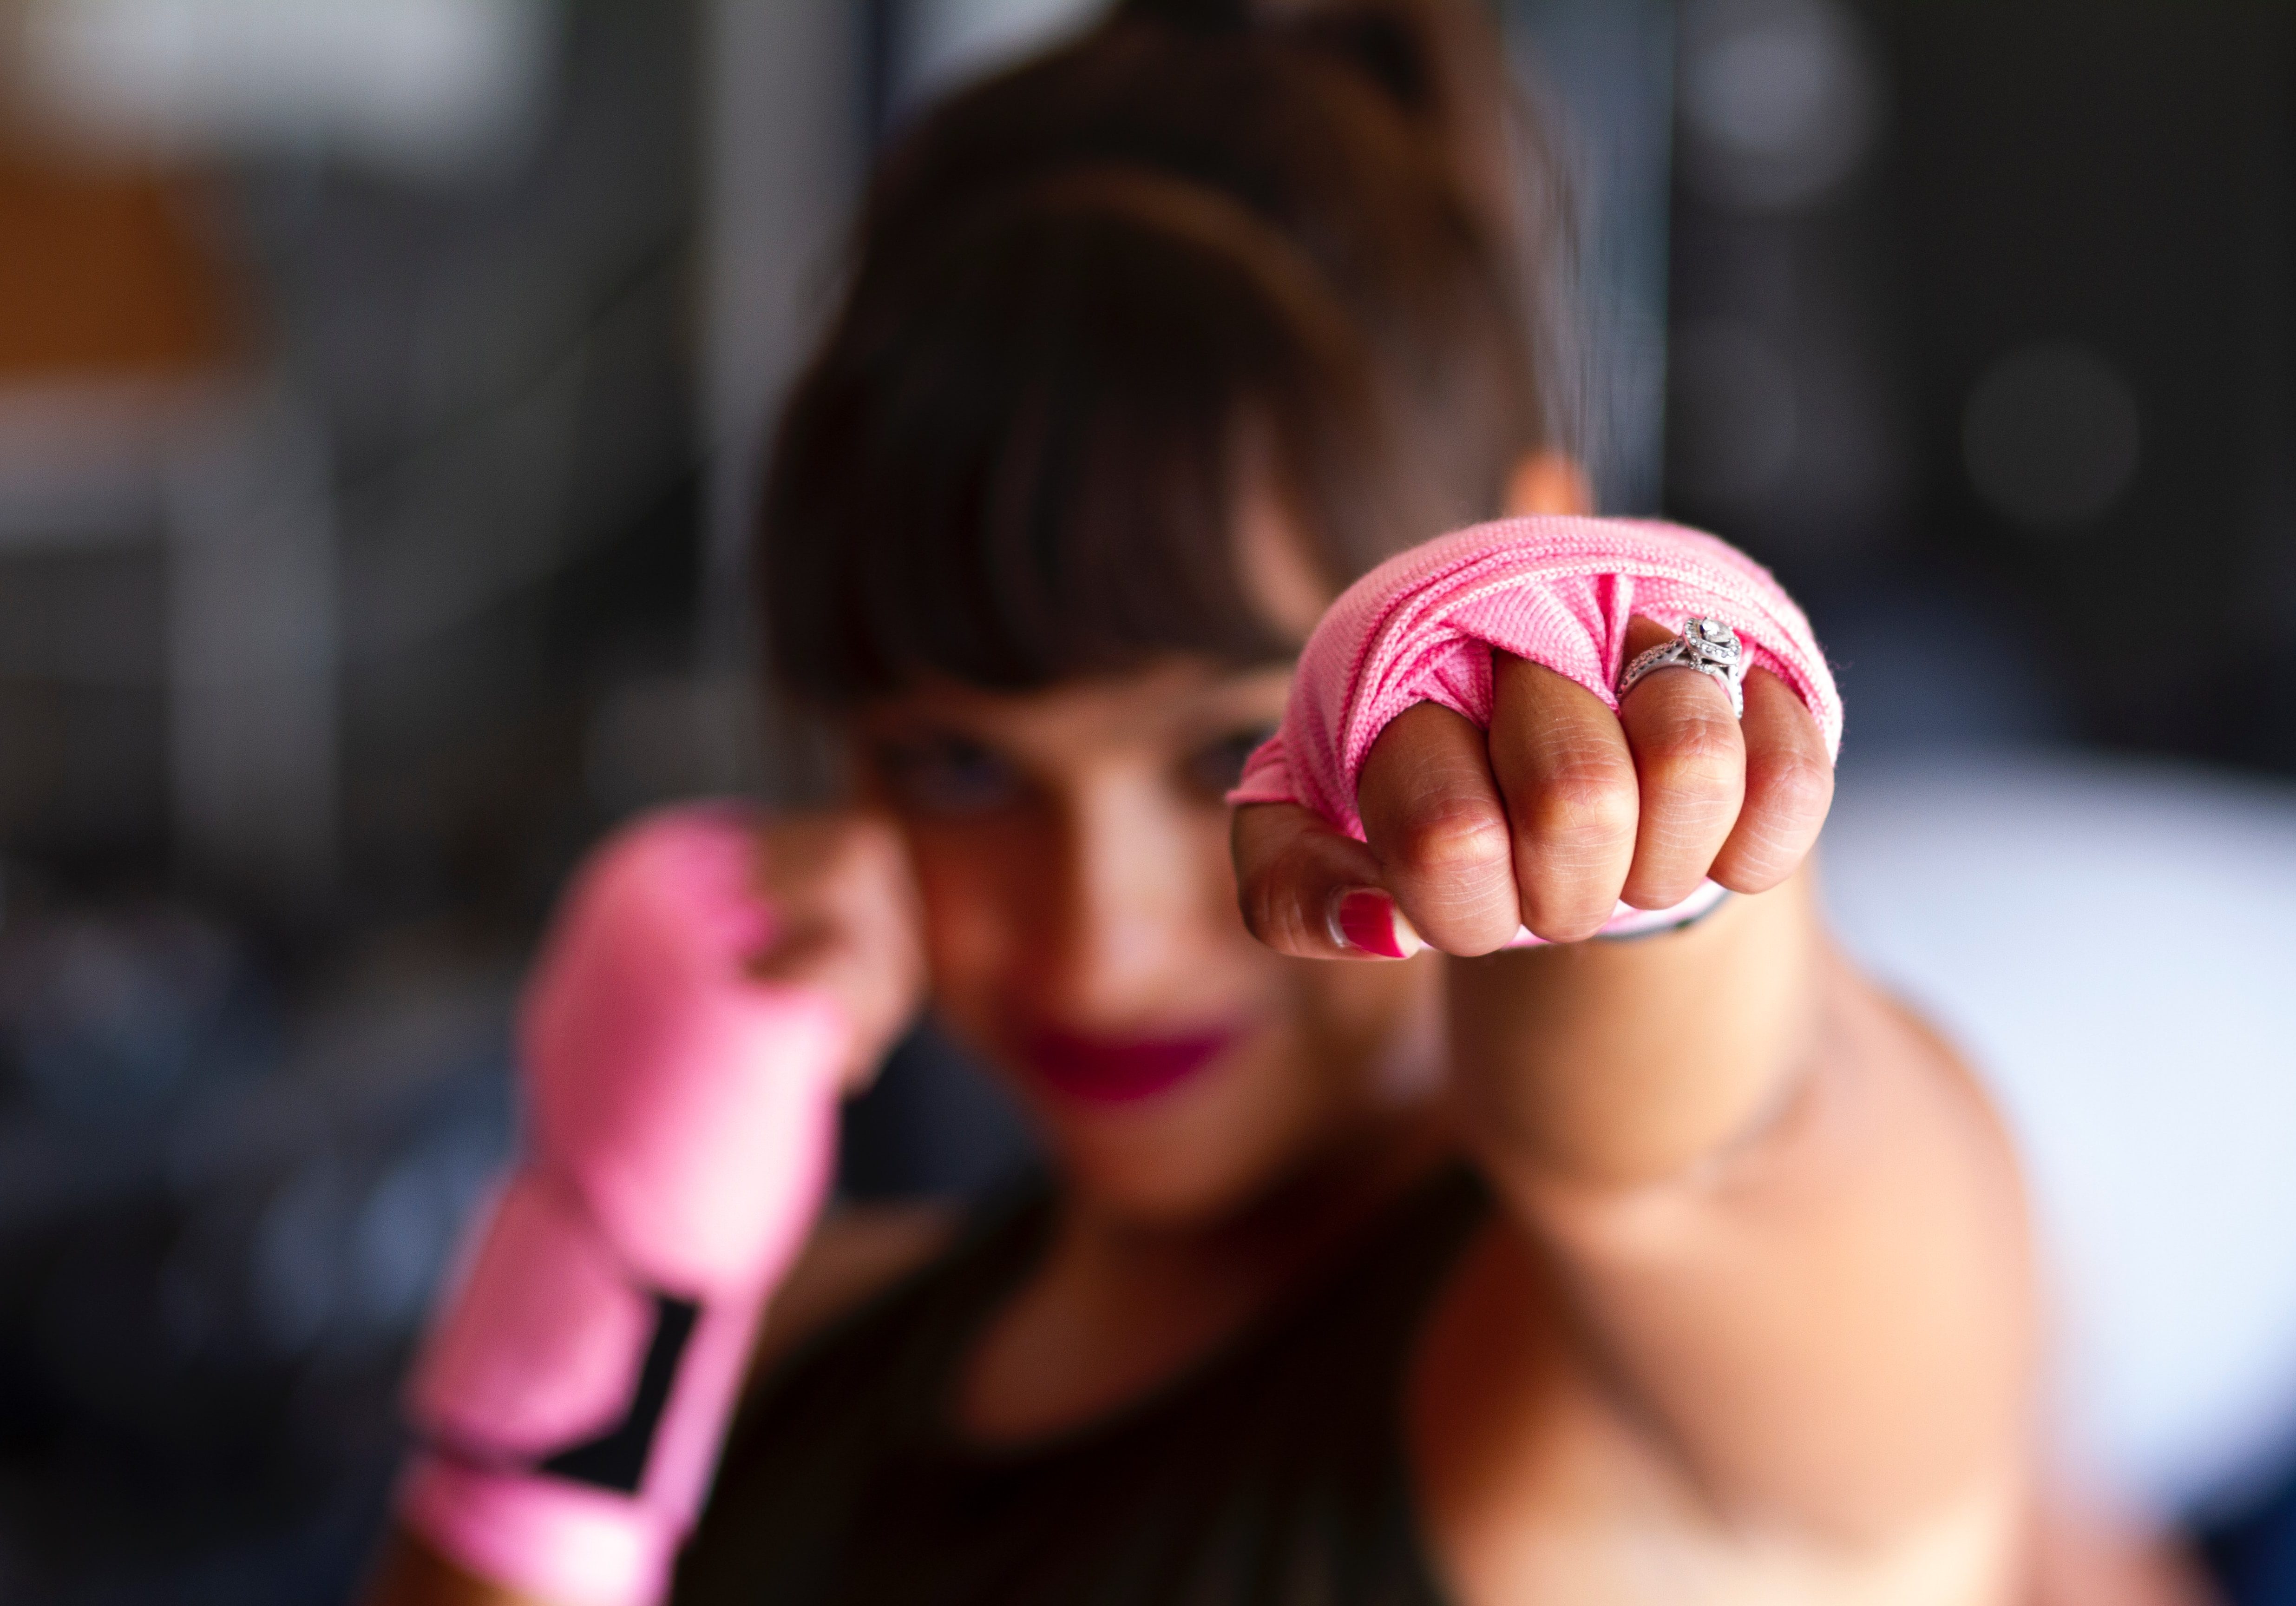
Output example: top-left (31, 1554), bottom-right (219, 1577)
top-left (1230, 516), bottom-right (1843, 943)
top-left (400, 805), bottom-right (849, 1606)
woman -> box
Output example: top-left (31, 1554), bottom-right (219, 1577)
top-left (368, 2), bottom-right (2204, 1602)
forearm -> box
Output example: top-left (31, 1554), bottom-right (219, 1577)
top-left (1449, 875), bottom-right (2040, 1535)
top-left (382, 809), bottom-right (910, 1606)
top-left (1444, 869), bottom-right (1824, 1190)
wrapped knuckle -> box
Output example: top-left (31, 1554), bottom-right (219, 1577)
top-left (1644, 717), bottom-right (1743, 793)
top-left (1658, 708), bottom-right (1743, 763)
top-left (1757, 746), bottom-right (1836, 824)
top-left (1523, 769), bottom-right (1637, 848)
top-left (1389, 802), bottom-right (1514, 885)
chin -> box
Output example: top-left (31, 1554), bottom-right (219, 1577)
top-left (1020, 1041), bottom-right (1345, 1230)
top-left (1051, 1119), bottom-right (1279, 1226)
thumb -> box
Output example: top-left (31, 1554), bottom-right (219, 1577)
top-left (1231, 801), bottom-right (1426, 961)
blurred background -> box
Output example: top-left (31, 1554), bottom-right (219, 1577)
top-left (0, 0), bottom-right (2289, 1600)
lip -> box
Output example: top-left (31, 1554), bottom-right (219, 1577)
top-left (1021, 1026), bottom-right (1245, 1105)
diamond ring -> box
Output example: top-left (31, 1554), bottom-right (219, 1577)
top-left (1617, 617), bottom-right (1748, 717)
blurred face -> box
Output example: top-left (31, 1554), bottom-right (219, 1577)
top-left (856, 660), bottom-right (1440, 1225)
top-left (853, 474), bottom-right (1447, 1233)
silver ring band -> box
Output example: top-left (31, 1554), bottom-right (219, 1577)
top-left (1618, 617), bottom-right (1748, 717)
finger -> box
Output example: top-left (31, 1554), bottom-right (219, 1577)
top-left (1616, 616), bottom-right (1746, 908)
top-left (1232, 801), bottom-right (1421, 961)
top-left (749, 815), bottom-right (925, 1088)
top-left (1710, 667), bottom-right (1834, 893)
top-left (751, 923), bottom-right (894, 1091)
top-left (1358, 702), bottom-right (1522, 955)
top-left (1487, 652), bottom-right (1638, 941)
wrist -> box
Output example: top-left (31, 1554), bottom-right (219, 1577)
top-left (401, 1170), bottom-right (783, 1606)
top-left (1450, 879), bottom-right (1823, 1190)
top-left (398, 1453), bottom-right (679, 1606)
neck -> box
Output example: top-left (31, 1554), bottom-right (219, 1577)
top-left (1063, 1107), bottom-right (1450, 1285)
top-left (958, 1108), bottom-right (1450, 1445)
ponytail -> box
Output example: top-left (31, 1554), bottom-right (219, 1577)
top-left (1109, 0), bottom-right (1533, 243)
top-left (763, 0), bottom-right (1570, 703)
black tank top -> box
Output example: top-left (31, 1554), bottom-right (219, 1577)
top-left (674, 1163), bottom-right (1490, 1606)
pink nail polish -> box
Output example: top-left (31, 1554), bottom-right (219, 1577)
top-left (1336, 889), bottom-right (1412, 959)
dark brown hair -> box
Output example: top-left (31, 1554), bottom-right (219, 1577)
top-left (760, 0), bottom-right (1565, 704)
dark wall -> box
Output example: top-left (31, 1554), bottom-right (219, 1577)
top-left (1665, 0), bottom-right (2296, 771)
top-left (1892, 0), bottom-right (2295, 766)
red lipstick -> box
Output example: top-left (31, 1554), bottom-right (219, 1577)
top-left (1022, 1027), bottom-right (1242, 1104)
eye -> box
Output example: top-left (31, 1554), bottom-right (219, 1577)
top-left (869, 735), bottom-right (1025, 817)
top-left (1181, 724), bottom-right (1278, 802)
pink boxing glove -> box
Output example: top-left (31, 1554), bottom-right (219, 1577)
top-left (1230, 515), bottom-right (1843, 943)
top-left (398, 805), bottom-right (853, 1606)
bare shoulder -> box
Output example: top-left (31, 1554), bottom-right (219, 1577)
top-left (747, 1200), bottom-right (958, 1386)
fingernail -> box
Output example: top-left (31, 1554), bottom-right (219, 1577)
top-left (1335, 889), bottom-right (1423, 959)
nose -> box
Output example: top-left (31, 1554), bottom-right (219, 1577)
top-left (1028, 764), bottom-right (1231, 1030)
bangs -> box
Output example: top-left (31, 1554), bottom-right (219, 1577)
top-left (760, 170), bottom-right (1404, 705)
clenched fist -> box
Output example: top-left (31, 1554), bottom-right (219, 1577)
top-left (1234, 617), bottom-right (1835, 958)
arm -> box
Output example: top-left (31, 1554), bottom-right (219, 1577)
top-left (362, 810), bottom-right (925, 1606)
top-left (1449, 880), bottom-right (2034, 1539)
top-left (1236, 619), bottom-right (2036, 1542)
top-left (364, 1202), bottom-right (950, 1606)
